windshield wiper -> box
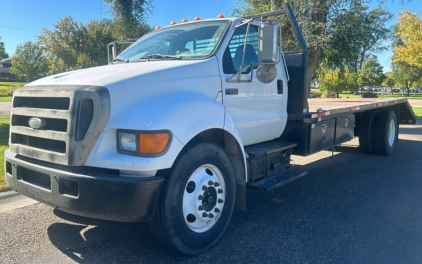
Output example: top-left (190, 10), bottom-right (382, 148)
top-left (139, 54), bottom-right (182, 60)
top-left (111, 58), bottom-right (129, 63)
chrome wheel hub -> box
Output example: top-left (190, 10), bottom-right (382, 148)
top-left (388, 118), bottom-right (396, 147)
top-left (183, 164), bottom-right (226, 233)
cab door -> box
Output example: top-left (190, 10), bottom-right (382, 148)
top-left (219, 23), bottom-right (288, 146)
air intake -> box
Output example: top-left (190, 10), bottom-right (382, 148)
top-left (75, 98), bottom-right (93, 141)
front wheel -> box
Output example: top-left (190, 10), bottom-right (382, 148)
top-left (149, 142), bottom-right (236, 255)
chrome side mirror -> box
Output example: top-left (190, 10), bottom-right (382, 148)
top-left (258, 22), bottom-right (278, 63)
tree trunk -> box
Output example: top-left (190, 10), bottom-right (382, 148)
top-left (307, 0), bottom-right (329, 98)
top-left (271, 0), bottom-right (276, 11)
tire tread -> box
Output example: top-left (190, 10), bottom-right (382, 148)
top-left (359, 111), bottom-right (374, 153)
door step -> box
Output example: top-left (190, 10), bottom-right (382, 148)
top-left (245, 139), bottom-right (297, 157)
top-left (247, 168), bottom-right (307, 191)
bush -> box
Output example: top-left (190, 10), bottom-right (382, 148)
top-left (361, 92), bottom-right (378, 98)
top-left (310, 90), bottom-right (321, 98)
top-left (0, 86), bottom-right (17, 96)
top-left (324, 91), bottom-right (336, 98)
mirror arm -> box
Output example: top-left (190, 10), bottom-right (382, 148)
top-left (235, 19), bottom-right (253, 28)
top-left (238, 22), bottom-right (251, 81)
top-left (226, 63), bottom-right (254, 83)
top-left (282, 52), bottom-right (290, 81)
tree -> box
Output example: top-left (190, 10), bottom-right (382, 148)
top-left (324, 6), bottom-right (392, 73)
top-left (10, 41), bottom-right (48, 81)
top-left (232, 0), bottom-right (406, 93)
top-left (104, 0), bottom-right (153, 39)
top-left (38, 17), bottom-right (115, 74)
top-left (381, 72), bottom-right (395, 95)
top-left (393, 9), bottom-right (422, 67)
top-left (0, 36), bottom-right (8, 59)
top-left (318, 66), bottom-right (358, 98)
top-left (391, 62), bottom-right (422, 96)
top-left (359, 59), bottom-right (386, 92)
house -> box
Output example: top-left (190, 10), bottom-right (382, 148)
top-left (0, 58), bottom-right (15, 81)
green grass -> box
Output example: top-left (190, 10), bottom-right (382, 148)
top-left (338, 92), bottom-right (422, 100)
top-left (0, 82), bottom-right (27, 87)
top-left (0, 97), bottom-right (12, 102)
top-left (0, 115), bottom-right (9, 192)
top-left (413, 107), bottom-right (422, 120)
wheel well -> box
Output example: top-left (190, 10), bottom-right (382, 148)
top-left (191, 129), bottom-right (246, 183)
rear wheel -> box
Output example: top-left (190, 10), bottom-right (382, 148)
top-left (149, 142), bottom-right (236, 255)
top-left (374, 110), bottom-right (397, 155)
top-left (359, 111), bottom-right (378, 153)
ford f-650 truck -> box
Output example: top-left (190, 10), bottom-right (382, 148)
top-left (5, 4), bottom-right (417, 255)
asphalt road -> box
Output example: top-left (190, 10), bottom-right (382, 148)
top-left (0, 122), bottom-right (421, 263)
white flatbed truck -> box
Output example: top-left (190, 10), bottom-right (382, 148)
top-left (4, 4), bottom-right (417, 255)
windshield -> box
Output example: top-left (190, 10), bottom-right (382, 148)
top-left (116, 21), bottom-right (230, 61)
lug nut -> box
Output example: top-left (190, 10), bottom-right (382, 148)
top-left (198, 205), bottom-right (204, 211)
top-left (202, 185), bottom-right (207, 191)
top-left (218, 189), bottom-right (223, 194)
top-left (214, 208), bottom-right (220, 213)
top-left (198, 195), bottom-right (204, 200)
top-left (208, 213), bottom-right (214, 218)
top-left (218, 198), bottom-right (223, 204)
top-left (202, 212), bottom-right (208, 217)
top-left (208, 180), bottom-right (214, 185)
top-left (214, 182), bottom-right (220, 187)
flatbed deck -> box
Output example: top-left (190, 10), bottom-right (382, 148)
top-left (306, 98), bottom-right (417, 124)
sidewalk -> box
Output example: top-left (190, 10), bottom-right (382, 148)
top-left (0, 190), bottom-right (38, 215)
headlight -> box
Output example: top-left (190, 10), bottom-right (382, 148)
top-left (119, 132), bottom-right (137, 152)
top-left (117, 130), bottom-right (171, 156)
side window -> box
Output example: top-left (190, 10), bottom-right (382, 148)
top-left (223, 25), bottom-right (259, 74)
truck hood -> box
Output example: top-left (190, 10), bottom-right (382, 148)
top-left (28, 58), bottom-right (218, 88)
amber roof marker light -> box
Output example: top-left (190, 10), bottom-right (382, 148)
top-left (155, 26), bottom-right (161, 30)
top-left (170, 21), bottom-right (177, 25)
top-left (181, 18), bottom-right (188, 23)
top-left (218, 14), bottom-right (225, 18)
top-left (194, 16), bottom-right (201, 21)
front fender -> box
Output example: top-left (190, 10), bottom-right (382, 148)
top-left (223, 110), bottom-right (248, 182)
top-left (85, 92), bottom-right (226, 171)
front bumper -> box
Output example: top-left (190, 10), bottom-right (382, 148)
top-left (4, 149), bottom-right (164, 222)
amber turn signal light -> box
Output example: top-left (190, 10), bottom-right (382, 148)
top-left (139, 133), bottom-right (170, 154)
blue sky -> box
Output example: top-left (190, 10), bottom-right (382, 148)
top-left (1, 0), bottom-right (420, 72)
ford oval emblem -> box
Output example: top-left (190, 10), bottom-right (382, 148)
top-left (28, 117), bottom-right (46, 129)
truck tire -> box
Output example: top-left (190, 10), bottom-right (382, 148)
top-left (374, 110), bottom-right (397, 155)
top-left (149, 142), bottom-right (236, 255)
top-left (359, 111), bottom-right (377, 153)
